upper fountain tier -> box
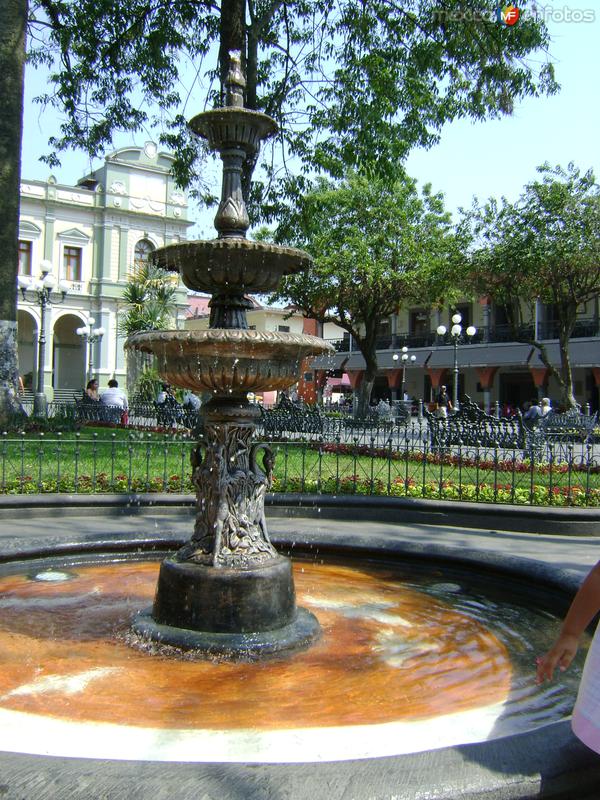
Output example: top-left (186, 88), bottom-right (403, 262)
top-left (187, 51), bottom-right (278, 241)
top-left (153, 51), bottom-right (309, 311)
top-left (188, 106), bottom-right (277, 158)
top-left (154, 238), bottom-right (310, 296)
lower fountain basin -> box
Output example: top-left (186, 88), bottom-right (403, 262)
top-left (0, 501), bottom-right (598, 799)
top-left (126, 328), bottom-right (334, 393)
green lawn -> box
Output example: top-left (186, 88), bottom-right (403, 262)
top-left (0, 429), bottom-right (598, 506)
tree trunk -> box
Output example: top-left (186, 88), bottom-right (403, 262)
top-left (355, 354), bottom-right (378, 419)
top-left (242, 18), bottom-right (258, 202)
top-left (219, 0), bottom-right (246, 100)
top-left (558, 320), bottom-right (577, 410)
top-left (0, 0), bottom-right (27, 425)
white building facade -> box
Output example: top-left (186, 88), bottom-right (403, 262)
top-left (17, 143), bottom-right (192, 399)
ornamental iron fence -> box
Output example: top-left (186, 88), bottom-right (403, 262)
top-left (0, 427), bottom-right (599, 508)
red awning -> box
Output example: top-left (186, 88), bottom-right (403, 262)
top-left (326, 373), bottom-right (351, 388)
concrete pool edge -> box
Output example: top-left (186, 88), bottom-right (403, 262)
top-left (0, 509), bottom-right (598, 797)
top-left (0, 717), bottom-right (598, 800)
top-left (1, 491), bottom-right (600, 535)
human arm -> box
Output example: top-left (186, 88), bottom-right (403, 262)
top-left (536, 561), bottom-right (600, 683)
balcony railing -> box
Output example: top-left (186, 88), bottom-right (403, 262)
top-left (537, 318), bottom-right (599, 341)
top-left (324, 319), bottom-right (599, 354)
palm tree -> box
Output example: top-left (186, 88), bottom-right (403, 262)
top-left (119, 262), bottom-right (178, 336)
top-left (119, 262), bottom-right (179, 397)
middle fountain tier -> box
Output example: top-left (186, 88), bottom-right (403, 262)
top-left (126, 52), bottom-right (334, 659)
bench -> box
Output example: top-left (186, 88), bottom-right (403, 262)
top-left (423, 395), bottom-right (529, 453)
top-left (343, 402), bottom-right (410, 432)
top-left (535, 409), bottom-right (598, 459)
top-left (260, 396), bottom-right (325, 437)
top-left (73, 396), bottom-right (123, 425)
top-left (155, 399), bottom-right (185, 428)
top-left (153, 400), bottom-right (202, 430)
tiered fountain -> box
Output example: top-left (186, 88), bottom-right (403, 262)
top-left (126, 52), bottom-right (333, 658)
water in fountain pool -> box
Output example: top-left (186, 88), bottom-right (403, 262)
top-left (0, 554), bottom-right (587, 763)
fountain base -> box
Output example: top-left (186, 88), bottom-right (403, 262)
top-left (131, 606), bottom-right (320, 659)
top-left (131, 555), bottom-right (321, 659)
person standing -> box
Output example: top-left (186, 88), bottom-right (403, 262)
top-left (436, 385), bottom-right (452, 418)
top-left (524, 398), bottom-right (542, 423)
top-left (537, 560), bottom-right (600, 755)
top-left (540, 397), bottom-right (552, 416)
top-left (183, 390), bottom-right (201, 410)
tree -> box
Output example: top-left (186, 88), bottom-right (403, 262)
top-left (119, 262), bottom-right (179, 396)
top-left (27, 0), bottom-right (557, 216)
top-left (464, 163), bottom-right (600, 409)
top-left (273, 171), bottom-right (464, 417)
top-left (0, 0), bottom-right (28, 425)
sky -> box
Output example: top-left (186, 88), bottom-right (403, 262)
top-left (20, 4), bottom-right (600, 234)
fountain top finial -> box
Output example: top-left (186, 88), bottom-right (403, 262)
top-left (225, 51), bottom-right (246, 108)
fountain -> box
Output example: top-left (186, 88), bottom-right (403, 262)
top-left (126, 52), bottom-right (334, 658)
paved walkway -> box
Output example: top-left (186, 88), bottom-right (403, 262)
top-left (0, 506), bottom-right (597, 578)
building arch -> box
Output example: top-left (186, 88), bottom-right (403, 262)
top-left (52, 313), bottom-right (87, 391)
top-left (17, 309), bottom-right (38, 390)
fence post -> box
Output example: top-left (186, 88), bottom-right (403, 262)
top-left (494, 401), bottom-right (500, 418)
top-left (1, 431), bottom-right (7, 491)
top-left (418, 399), bottom-right (423, 422)
top-left (56, 431), bottom-right (62, 491)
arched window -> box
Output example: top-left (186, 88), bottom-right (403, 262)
top-left (134, 239), bottom-right (155, 268)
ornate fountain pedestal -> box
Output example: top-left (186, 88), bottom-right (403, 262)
top-left (130, 396), bottom-right (322, 657)
top-left (127, 53), bottom-right (333, 659)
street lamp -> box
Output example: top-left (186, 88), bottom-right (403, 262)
top-left (392, 346), bottom-right (417, 406)
top-left (436, 313), bottom-right (476, 411)
top-left (18, 260), bottom-right (69, 416)
top-left (76, 318), bottom-right (106, 383)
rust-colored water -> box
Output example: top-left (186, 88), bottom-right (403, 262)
top-left (0, 560), bottom-right (511, 729)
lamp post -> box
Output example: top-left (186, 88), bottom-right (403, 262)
top-left (392, 346), bottom-right (416, 407)
top-left (436, 313), bottom-right (476, 411)
top-left (18, 261), bottom-right (69, 416)
top-left (76, 319), bottom-right (106, 383)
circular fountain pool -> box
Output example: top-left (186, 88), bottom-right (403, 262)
top-left (0, 551), bottom-right (587, 764)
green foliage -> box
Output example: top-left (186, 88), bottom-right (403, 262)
top-left (119, 262), bottom-right (178, 337)
top-left (273, 170), bottom-right (465, 413)
top-left (2, 407), bottom-right (78, 433)
top-left (463, 162), bottom-right (600, 406)
top-left (27, 0), bottom-right (557, 215)
top-left (131, 367), bottom-right (162, 401)
top-left (465, 163), bottom-right (600, 312)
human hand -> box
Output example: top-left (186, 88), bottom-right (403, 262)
top-left (536, 633), bottom-right (579, 683)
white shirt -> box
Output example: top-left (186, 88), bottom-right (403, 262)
top-left (101, 387), bottom-right (128, 409)
top-left (183, 392), bottom-right (201, 409)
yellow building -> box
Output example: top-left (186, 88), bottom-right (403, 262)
top-left (17, 143), bottom-right (192, 399)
